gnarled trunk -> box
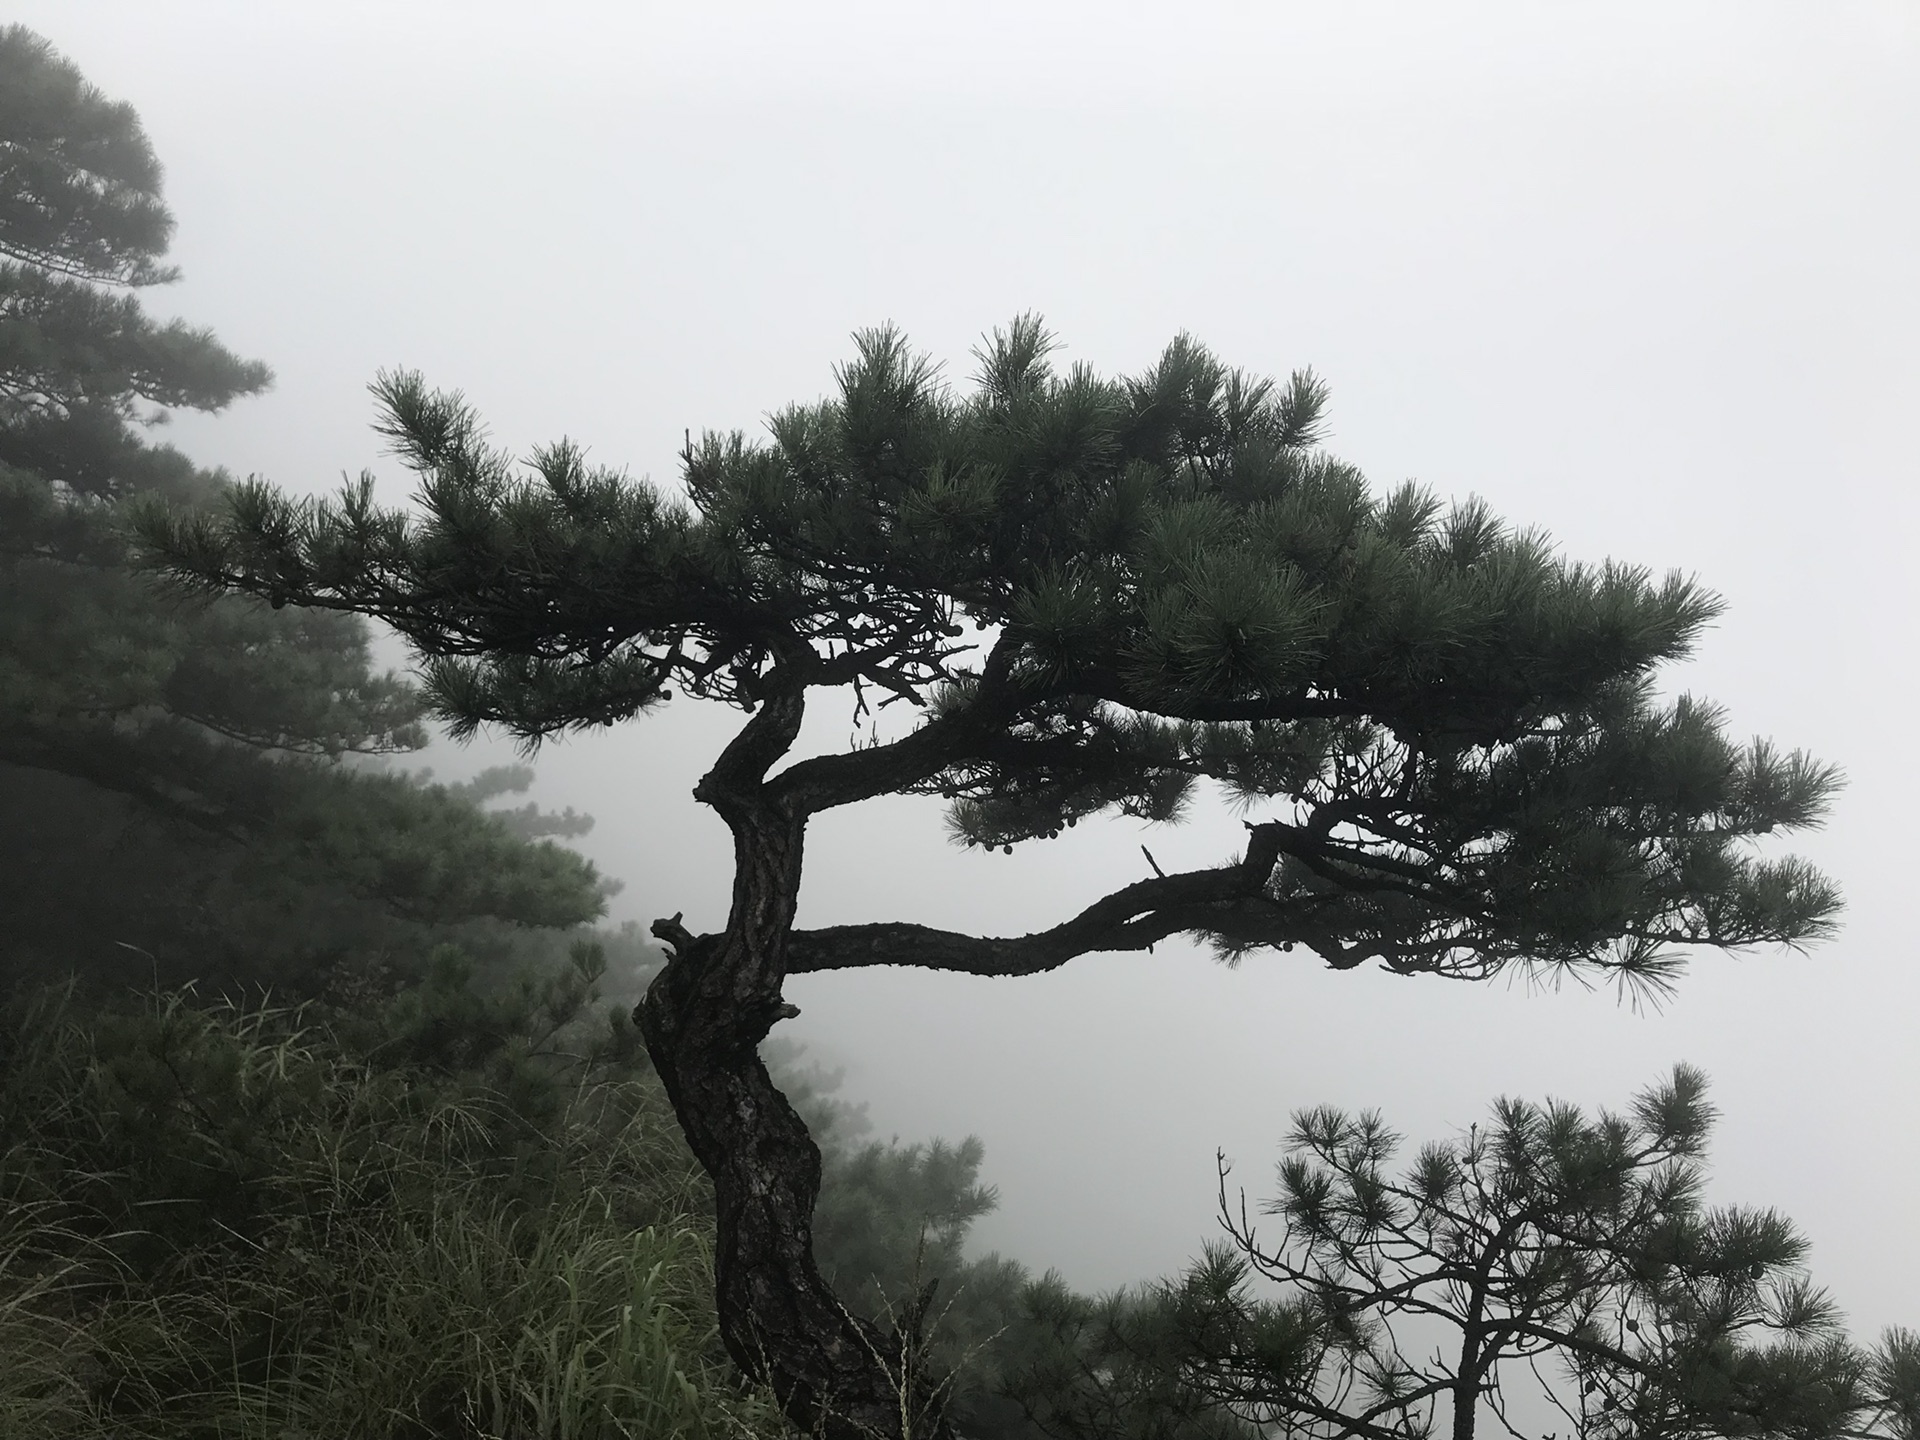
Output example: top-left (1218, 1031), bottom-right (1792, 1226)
top-left (636, 783), bottom-right (953, 1439)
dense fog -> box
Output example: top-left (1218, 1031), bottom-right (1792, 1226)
top-left (10, 4), bottom-right (1917, 1430)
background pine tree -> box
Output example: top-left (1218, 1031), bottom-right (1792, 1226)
top-left (0, 25), bottom-right (604, 995)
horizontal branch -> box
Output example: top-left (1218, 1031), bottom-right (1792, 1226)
top-left (786, 824), bottom-right (1292, 977)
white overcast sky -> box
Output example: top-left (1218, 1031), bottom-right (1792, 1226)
top-left (23, 0), bottom-right (1920, 1330)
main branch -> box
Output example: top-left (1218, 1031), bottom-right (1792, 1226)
top-left (787, 823), bottom-right (1303, 976)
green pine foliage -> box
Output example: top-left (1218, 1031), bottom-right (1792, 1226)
top-left (0, 27), bottom-right (178, 287)
top-left (0, 26), bottom-right (604, 994)
top-left (445, 764), bottom-right (600, 843)
top-left (814, 1136), bottom-right (998, 1319)
top-left (809, 1133), bottom-right (1038, 1436)
top-left (0, 750), bottom-right (617, 1000)
top-left (990, 1277), bottom-right (1260, 1440)
top-left (145, 319), bottom-right (1838, 993)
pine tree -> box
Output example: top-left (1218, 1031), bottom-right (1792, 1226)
top-left (994, 1071), bottom-right (1920, 1440)
top-left (142, 319), bottom-right (1841, 1438)
top-left (0, 26), bottom-right (603, 990)
top-left (1107, 1068), bottom-right (1920, 1440)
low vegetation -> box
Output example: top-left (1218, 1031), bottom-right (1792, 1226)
top-left (0, 945), bottom-right (785, 1439)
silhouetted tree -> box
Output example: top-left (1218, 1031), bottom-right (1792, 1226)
top-left (143, 318), bottom-right (1841, 1437)
top-left (0, 27), bottom-right (602, 989)
top-left (1160, 1066), bottom-right (1920, 1440)
top-left (999, 1072), bottom-right (1920, 1440)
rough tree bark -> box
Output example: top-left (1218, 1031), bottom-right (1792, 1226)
top-left (634, 683), bottom-right (955, 1440)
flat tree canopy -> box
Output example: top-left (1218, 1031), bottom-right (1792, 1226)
top-left (142, 320), bottom-right (1840, 1439)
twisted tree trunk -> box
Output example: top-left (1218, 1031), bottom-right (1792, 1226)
top-left (634, 689), bottom-right (953, 1440)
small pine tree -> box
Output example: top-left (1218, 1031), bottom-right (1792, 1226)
top-left (143, 320), bottom-right (1841, 1439)
top-left (1035, 1069), bottom-right (1920, 1440)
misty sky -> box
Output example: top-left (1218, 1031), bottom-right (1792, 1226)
top-left (22, 1), bottom-right (1920, 1334)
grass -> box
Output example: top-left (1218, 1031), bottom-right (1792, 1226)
top-left (0, 976), bottom-right (786, 1439)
